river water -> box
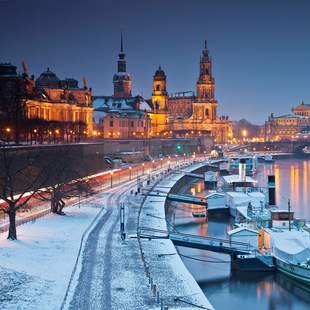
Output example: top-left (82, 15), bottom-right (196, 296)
top-left (168, 156), bottom-right (310, 310)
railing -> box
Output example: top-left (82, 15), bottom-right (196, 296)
top-left (138, 226), bottom-right (254, 253)
top-left (169, 231), bottom-right (253, 250)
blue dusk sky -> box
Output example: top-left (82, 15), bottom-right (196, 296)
top-left (1, 0), bottom-right (309, 124)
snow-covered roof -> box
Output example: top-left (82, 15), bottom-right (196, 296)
top-left (269, 230), bottom-right (310, 263)
top-left (206, 192), bottom-right (225, 199)
top-left (92, 96), bottom-right (152, 113)
top-left (222, 175), bottom-right (257, 184)
top-left (227, 227), bottom-right (259, 236)
top-left (248, 192), bottom-right (265, 198)
top-left (273, 113), bottom-right (306, 119)
top-left (225, 191), bottom-right (249, 198)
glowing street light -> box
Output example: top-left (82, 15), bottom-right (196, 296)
top-left (5, 127), bottom-right (11, 133)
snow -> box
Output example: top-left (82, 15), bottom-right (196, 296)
top-left (227, 227), bottom-right (259, 235)
top-left (222, 174), bottom-right (257, 184)
top-left (138, 161), bottom-right (214, 309)
top-left (268, 229), bottom-right (310, 264)
top-left (0, 195), bottom-right (106, 310)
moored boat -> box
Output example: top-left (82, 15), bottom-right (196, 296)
top-left (275, 257), bottom-right (310, 285)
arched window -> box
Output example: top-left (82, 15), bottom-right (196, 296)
top-left (156, 84), bottom-right (160, 91)
top-left (205, 108), bottom-right (209, 118)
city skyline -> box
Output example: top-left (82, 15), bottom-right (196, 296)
top-left (1, 0), bottom-right (309, 123)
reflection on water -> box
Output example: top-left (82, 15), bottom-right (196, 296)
top-left (169, 157), bottom-right (310, 310)
top-left (257, 157), bottom-right (310, 219)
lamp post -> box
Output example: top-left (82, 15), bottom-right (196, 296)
top-left (110, 171), bottom-right (113, 188)
top-left (241, 129), bottom-right (248, 144)
top-left (142, 163), bottom-right (145, 175)
top-left (5, 127), bottom-right (11, 143)
top-left (129, 166), bottom-right (132, 180)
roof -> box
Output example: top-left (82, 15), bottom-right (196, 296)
top-left (35, 68), bottom-right (60, 88)
top-left (93, 96), bottom-right (152, 113)
top-left (273, 114), bottom-right (306, 119)
top-left (222, 175), bottom-right (257, 184)
top-left (227, 227), bottom-right (259, 235)
top-left (292, 102), bottom-right (310, 110)
top-left (206, 192), bottom-right (225, 199)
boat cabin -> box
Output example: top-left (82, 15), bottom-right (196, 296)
top-left (228, 227), bottom-right (259, 249)
top-left (271, 210), bottom-right (294, 229)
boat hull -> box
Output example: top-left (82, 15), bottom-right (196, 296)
top-left (275, 258), bottom-right (310, 285)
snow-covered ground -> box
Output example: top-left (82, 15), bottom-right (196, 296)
top-left (138, 162), bottom-right (214, 309)
top-left (0, 159), bottom-right (212, 310)
top-left (0, 193), bottom-right (107, 310)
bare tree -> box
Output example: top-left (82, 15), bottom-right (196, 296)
top-left (0, 145), bottom-right (49, 239)
top-left (36, 149), bottom-right (94, 215)
top-left (38, 178), bottom-right (94, 215)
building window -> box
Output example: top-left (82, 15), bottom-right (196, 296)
top-left (156, 84), bottom-right (160, 91)
top-left (205, 108), bottom-right (209, 118)
top-left (110, 120), bottom-right (114, 127)
top-left (131, 121), bottom-right (134, 127)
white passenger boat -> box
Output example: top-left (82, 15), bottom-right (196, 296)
top-left (275, 257), bottom-right (310, 285)
top-left (228, 155), bottom-right (258, 176)
top-left (269, 230), bottom-right (310, 285)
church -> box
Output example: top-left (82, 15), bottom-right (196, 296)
top-left (93, 38), bottom-right (232, 143)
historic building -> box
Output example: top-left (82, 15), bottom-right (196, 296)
top-left (93, 36), bottom-right (152, 139)
top-left (263, 101), bottom-right (310, 141)
top-left (93, 37), bottom-right (232, 143)
top-left (0, 62), bottom-right (93, 138)
top-left (149, 41), bottom-right (232, 143)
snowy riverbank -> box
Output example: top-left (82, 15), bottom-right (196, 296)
top-left (0, 192), bottom-right (108, 309)
top-left (139, 162), bottom-right (214, 309)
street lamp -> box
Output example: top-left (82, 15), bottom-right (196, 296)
top-left (110, 171), bottom-right (113, 188)
top-left (241, 129), bottom-right (248, 143)
top-left (142, 163), bottom-right (145, 175)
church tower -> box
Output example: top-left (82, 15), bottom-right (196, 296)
top-left (192, 40), bottom-right (218, 121)
top-left (196, 40), bottom-right (215, 100)
top-left (152, 66), bottom-right (168, 111)
top-left (113, 34), bottom-right (132, 97)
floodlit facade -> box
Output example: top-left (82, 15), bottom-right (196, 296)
top-left (93, 38), bottom-right (232, 142)
top-left (263, 102), bottom-right (310, 141)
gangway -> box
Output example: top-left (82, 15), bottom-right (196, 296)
top-left (167, 193), bottom-right (208, 206)
top-left (145, 190), bottom-right (208, 206)
top-left (183, 172), bottom-right (204, 179)
top-left (138, 227), bottom-right (253, 255)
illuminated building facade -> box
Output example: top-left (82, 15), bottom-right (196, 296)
top-left (93, 38), bottom-right (232, 142)
top-left (263, 102), bottom-right (310, 141)
top-left (150, 41), bottom-right (232, 143)
top-left (93, 36), bottom-right (152, 139)
top-left (0, 62), bottom-right (93, 136)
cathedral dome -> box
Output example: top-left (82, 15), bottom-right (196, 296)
top-left (35, 68), bottom-right (60, 88)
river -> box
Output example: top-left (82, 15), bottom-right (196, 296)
top-left (167, 156), bottom-right (310, 310)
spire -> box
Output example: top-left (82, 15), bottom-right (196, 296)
top-left (120, 33), bottom-right (124, 53)
top-left (204, 39), bottom-right (207, 49)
